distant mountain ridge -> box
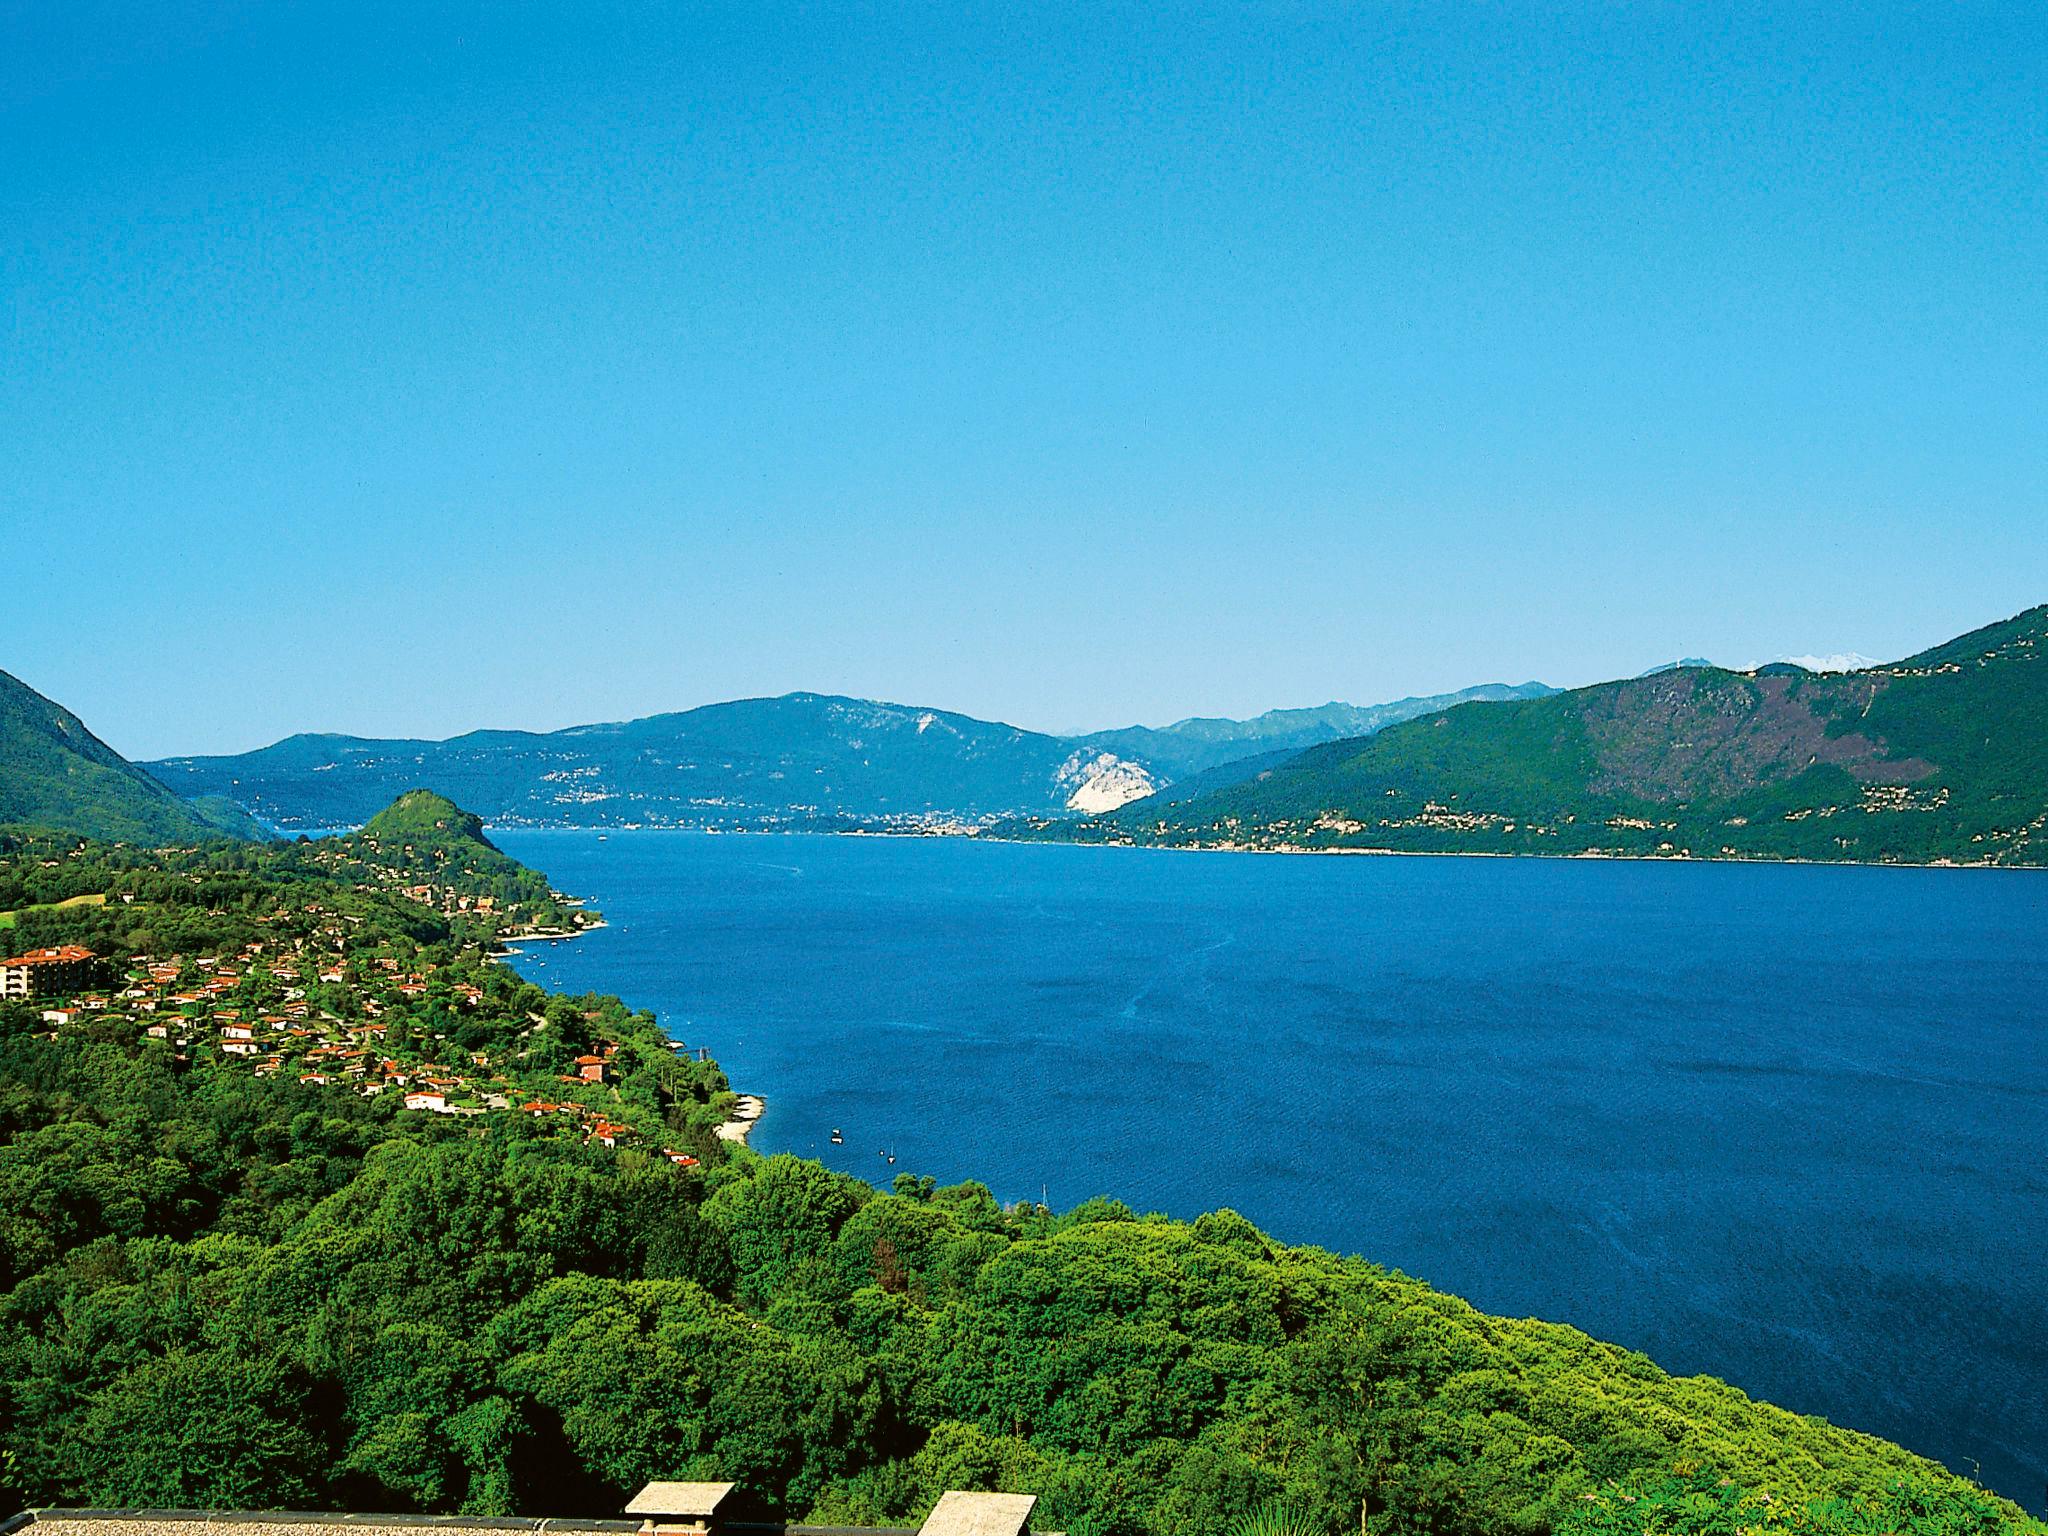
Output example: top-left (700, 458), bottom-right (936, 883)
top-left (1018, 606), bottom-right (2048, 867)
top-left (1644, 653), bottom-right (1881, 676)
top-left (150, 694), bottom-right (1158, 831)
top-left (1075, 683), bottom-right (1557, 778)
top-left (147, 683), bottom-right (1555, 832)
top-left (1770, 651), bottom-right (1883, 674)
top-left (0, 669), bottom-right (249, 844)
top-left (19, 602), bottom-right (2047, 862)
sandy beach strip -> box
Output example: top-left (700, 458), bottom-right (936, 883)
top-left (715, 1093), bottom-right (766, 1144)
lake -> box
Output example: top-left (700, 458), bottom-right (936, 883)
top-left (494, 831), bottom-right (2047, 1510)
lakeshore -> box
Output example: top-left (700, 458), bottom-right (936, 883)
top-left (487, 917), bottom-right (609, 958)
top-left (980, 834), bottom-right (2038, 870)
top-left (494, 827), bottom-right (2048, 1507)
top-left (486, 911), bottom-right (769, 1145)
top-left (716, 1092), bottom-right (767, 1144)
top-left (485, 823), bottom-right (2041, 873)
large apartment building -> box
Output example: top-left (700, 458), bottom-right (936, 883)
top-left (0, 944), bottom-right (104, 1000)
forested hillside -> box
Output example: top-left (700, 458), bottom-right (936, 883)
top-left (1024, 606), bottom-right (2048, 865)
top-left (0, 808), bottom-right (2032, 1535)
top-left (0, 668), bottom-right (241, 844)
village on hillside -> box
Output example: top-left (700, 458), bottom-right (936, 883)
top-left (0, 824), bottom-right (752, 1164)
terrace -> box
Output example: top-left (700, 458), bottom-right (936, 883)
top-left (3, 1486), bottom-right (1047, 1536)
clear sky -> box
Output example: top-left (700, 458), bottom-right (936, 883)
top-left (4, 3), bottom-right (2043, 759)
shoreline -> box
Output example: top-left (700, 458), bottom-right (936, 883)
top-left (957, 832), bottom-right (2045, 874)
top-left (488, 918), bottom-right (608, 958)
top-left (488, 909), bottom-right (767, 1146)
top-left (715, 1093), bottom-right (766, 1145)
top-left (486, 824), bottom-right (2046, 874)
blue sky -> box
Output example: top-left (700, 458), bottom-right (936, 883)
top-left (4, 3), bottom-right (2043, 759)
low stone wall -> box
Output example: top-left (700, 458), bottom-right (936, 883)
top-left (8, 1514), bottom-right (915, 1536)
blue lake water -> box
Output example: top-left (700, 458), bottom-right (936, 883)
top-left (494, 831), bottom-right (2047, 1509)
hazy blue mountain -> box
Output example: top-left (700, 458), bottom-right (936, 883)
top-left (148, 694), bottom-right (1154, 831)
top-left (0, 669), bottom-right (242, 844)
top-left (148, 683), bottom-right (1557, 832)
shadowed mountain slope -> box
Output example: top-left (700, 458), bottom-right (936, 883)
top-left (1021, 606), bottom-right (2048, 866)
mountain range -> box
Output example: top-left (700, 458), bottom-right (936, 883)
top-left (141, 683), bottom-right (1554, 832)
top-left (6, 606), bottom-right (2043, 865)
top-left (1019, 605), bottom-right (2048, 866)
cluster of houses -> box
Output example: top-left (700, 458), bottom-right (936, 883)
top-left (20, 932), bottom-right (700, 1169)
top-left (293, 834), bottom-right (601, 934)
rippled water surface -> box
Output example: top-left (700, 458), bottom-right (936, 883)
top-left (496, 831), bottom-right (2047, 1507)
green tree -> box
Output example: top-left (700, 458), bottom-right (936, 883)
top-left (62, 1350), bottom-right (326, 1508)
